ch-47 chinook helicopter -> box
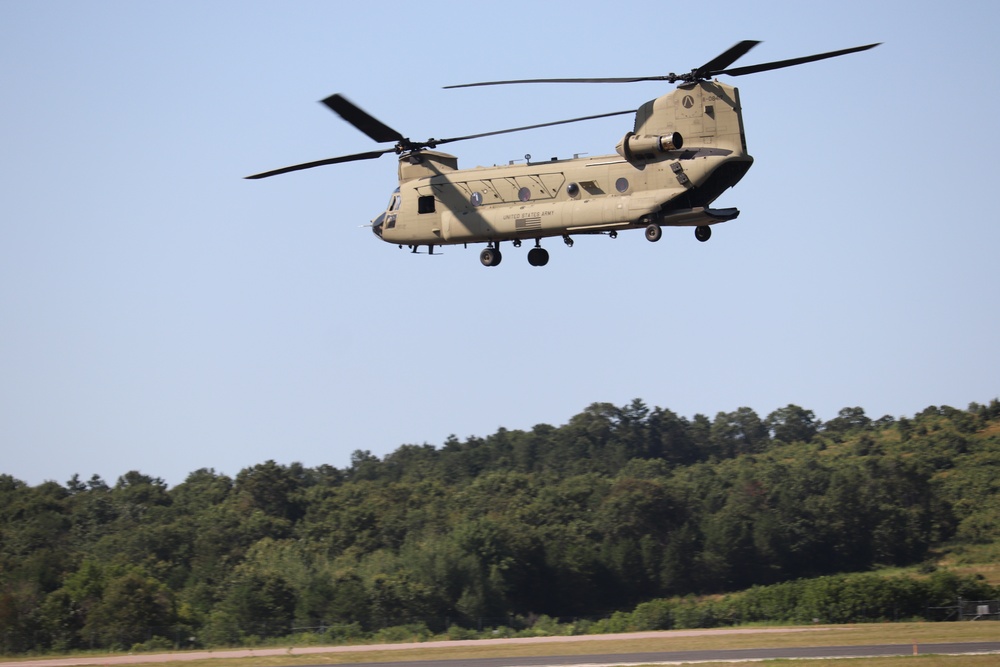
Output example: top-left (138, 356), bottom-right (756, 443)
top-left (247, 41), bottom-right (878, 267)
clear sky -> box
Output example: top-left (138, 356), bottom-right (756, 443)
top-left (2, 1), bottom-right (998, 487)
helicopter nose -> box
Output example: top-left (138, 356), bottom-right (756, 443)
top-left (371, 213), bottom-right (385, 238)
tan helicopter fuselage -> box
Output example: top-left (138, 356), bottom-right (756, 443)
top-left (375, 81), bottom-right (753, 247)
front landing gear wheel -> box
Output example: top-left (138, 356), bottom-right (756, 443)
top-left (695, 225), bottom-right (712, 242)
top-left (527, 247), bottom-right (549, 266)
top-left (645, 223), bottom-right (662, 242)
top-left (479, 247), bottom-right (502, 267)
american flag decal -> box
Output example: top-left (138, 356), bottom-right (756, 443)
top-left (515, 216), bottom-right (542, 230)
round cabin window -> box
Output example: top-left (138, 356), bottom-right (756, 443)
top-left (616, 177), bottom-right (629, 193)
top-left (471, 192), bottom-right (483, 207)
top-left (566, 183), bottom-right (580, 198)
top-left (518, 187), bottom-right (531, 202)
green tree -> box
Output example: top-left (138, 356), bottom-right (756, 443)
top-left (234, 461), bottom-right (303, 521)
top-left (82, 569), bottom-right (174, 649)
top-left (823, 407), bottom-right (872, 437)
top-left (0, 580), bottom-right (43, 653)
top-left (170, 469), bottom-right (232, 513)
top-left (710, 408), bottom-right (769, 457)
top-left (766, 404), bottom-right (819, 444)
top-left (212, 570), bottom-right (295, 640)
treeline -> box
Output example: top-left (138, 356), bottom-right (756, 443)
top-left (1, 399), bottom-right (999, 653)
top-left (612, 570), bottom-right (997, 629)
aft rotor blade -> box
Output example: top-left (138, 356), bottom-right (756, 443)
top-left (445, 76), bottom-right (675, 88)
top-left (434, 109), bottom-right (636, 145)
top-left (245, 149), bottom-right (391, 179)
top-left (445, 41), bottom-right (879, 88)
top-left (693, 40), bottom-right (761, 79)
top-left (321, 94), bottom-right (405, 144)
top-left (444, 41), bottom-right (761, 88)
top-left (716, 43), bottom-right (881, 77)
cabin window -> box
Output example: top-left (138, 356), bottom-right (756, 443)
top-left (418, 195), bottom-right (435, 214)
top-left (616, 177), bottom-right (630, 193)
top-left (566, 183), bottom-right (580, 198)
top-left (518, 187), bottom-right (531, 202)
top-left (470, 192), bottom-right (483, 207)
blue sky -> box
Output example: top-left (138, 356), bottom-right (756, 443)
top-left (2, 1), bottom-right (998, 487)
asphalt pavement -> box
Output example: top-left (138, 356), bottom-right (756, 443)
top-left (2, 629), bottom-right (997, 667)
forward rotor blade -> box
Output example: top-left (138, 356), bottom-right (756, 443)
top-left (434, 109), bottom-right (635, 146)
top-left (245, 149), bottom-right (391, 179)
top-left (716, 43), bottom-right (881, 77)
top-left (246, 108), bottom-right (635, 179)
top-left (321, 94), bottom-right (405, 144)
top-left (694, 40), bottom-right (761, 79)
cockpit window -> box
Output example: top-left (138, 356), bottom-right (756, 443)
top-left (383, 188), bottom-right (400, 230)
top-left (386, 188), bottom-right (401, 213)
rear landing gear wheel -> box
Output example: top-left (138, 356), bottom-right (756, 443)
top-left (695, 225), bottom-right (712, 242)
top-left (480, 247), bottom-right (502, 267)
top-left (645, 223), bottom-right (662, 242)
top-left (527, 247), bottom-right (549, 266)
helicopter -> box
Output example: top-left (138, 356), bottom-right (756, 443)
top-left (247, 41), bottom-right (878, 267)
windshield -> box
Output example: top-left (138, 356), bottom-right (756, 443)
top-left (371, 188), bottom-right (400, 238)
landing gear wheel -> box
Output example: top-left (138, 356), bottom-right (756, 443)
top-left (645, 223), bottom-right (662, 242)
top-left (479, 247), bottom-right (502, 267)
top-left (695, 225), bottom-right (712, 242)
top-left (527, 247), bottom-right (549, 267)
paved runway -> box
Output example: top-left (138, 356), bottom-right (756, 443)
top-left (305, 642), bottom-right (1000, 667)
top-left (3, 631), bottom-right (997, 667)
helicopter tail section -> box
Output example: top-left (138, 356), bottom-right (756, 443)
top-left (634, 81), bottom-right (748, 157)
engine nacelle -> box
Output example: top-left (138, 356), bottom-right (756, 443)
top-left (615, 131), bottom-right (683, 162)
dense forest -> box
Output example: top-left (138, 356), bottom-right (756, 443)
top-left (2, 399), bottom-right (999, 653)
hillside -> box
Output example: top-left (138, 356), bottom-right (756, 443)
top-left (1, 399), bottom-right (998, 653)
